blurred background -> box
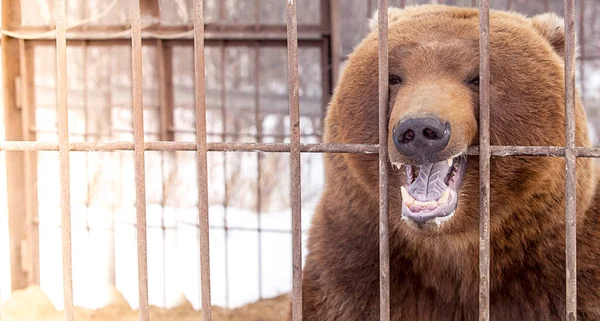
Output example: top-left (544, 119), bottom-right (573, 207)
top-left (0, 0), bottom-right (598, 320)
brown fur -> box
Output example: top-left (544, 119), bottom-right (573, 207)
top-left (294, 5), bottom-right (600, 321)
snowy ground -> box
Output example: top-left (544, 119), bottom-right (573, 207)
top-left (0, 148), bottom-right (323, 312)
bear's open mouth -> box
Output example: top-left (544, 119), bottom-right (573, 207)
top-left (399, 155), bottom-right (467, 226)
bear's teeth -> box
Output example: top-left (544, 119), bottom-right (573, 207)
top-left (400, 186), bottom-right (415, 206)
top-left (438, 189), bottom-right (450, 205)
top-left (447, 158), bottom-right (453, 166)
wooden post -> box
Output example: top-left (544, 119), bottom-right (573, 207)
top-left (2, 0), bottom-right (35, 291)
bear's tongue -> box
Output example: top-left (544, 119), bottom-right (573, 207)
top-left (407, 160), bottom-right (451, 202)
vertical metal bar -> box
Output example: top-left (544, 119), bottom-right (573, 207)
top-left (158, 40), bottom-right (175, 142)
top-left (220, 41), bottom-right (230, 308)
top-left (320, 39), bottom-right (331, 114)
top-left (367, 0), bottom-right (373, 20)
top-left (544, 0), bottom-right (551, 12)
top-left (506, 0), bottom-right (513, 10)
top-left (83, 40), bottom-right (93, 256)
top-left (255, 0), bottom-right (261, 29)
top-left (286, 1), bottom-right (302, 320)
top-left (478, 0), bottom-right (491, 320)
top-left (157, 38), bottom-right (174, 307)
top-left (107, 50), bottom-right (117, 287)
top-left (377, 1), bottom-right (390, 321)
top-left (131, 1), bottom-right (150, 320)
top-left (578, 0), bottom-right (585, 103)
top-left (193, 0), bottom-right (212, 319)
top-left (18, 39), bottom-right (40, 286)
top-left (254, 41), bottom-right (264, 300)
top-left (2, 0), bottom-right (28, 292)
top-left (56, 0), bottom-right (74, 320)
top-left (329, 0), bottom-right (340, 89)
top-left (564, 0), bottom-right (577, 319)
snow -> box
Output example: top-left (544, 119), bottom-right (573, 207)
top-left (0, 148), bottom-right (323, 313)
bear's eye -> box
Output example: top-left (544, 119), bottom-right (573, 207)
top-left (389, 74), bottom-right (402, 86)
top-left (468, 76), bottom-right (480, 86)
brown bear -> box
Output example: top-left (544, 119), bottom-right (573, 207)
top-left (298, 4), bottom-right (600, 321)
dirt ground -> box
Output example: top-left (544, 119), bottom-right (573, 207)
top-left (0, 286), bottom-right (291, 321)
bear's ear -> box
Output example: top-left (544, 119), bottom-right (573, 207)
top-left (531, 13), bottom-right (579, 60)
top-left (368, 7), bottom-right (405, 31)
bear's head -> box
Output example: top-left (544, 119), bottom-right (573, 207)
top-left (324, 4), bottom-right (596, 240)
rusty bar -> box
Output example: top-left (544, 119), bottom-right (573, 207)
top-left (564, 0), bottom-right (577, 319)
top-left (131, 0), bottom-right (150, 320)
top-left (330, 0), bottom-right (340, 88)
top-left (377, 1), bottom-right (390, 320)
top-left (219, 41), bottom-right (231, 308)
top-left (320, 32), bottom-right (331, 115)
top-left (2, 0), bottom-right (29, 292)
top-left (478, 0), bottom-right (491, 320)
top-left (56, 0), bottom-right (74, 320)
top-left (156, 38), bottom-right (174, 307)
top-left (82, 40), bottom-right (94, 277)
top-left (544, 0), bottom-right (551, 12)
top-left (158, 40), bottom-right (175, 141)
top-left (255, 0), bottom-right (261, 29)
top-left (286, 1), bottom-right (303, 320)
top-left (18, 38), bottom-right (40, 286)
top-left (254, 41), bottom-right (264, 300)
top-left (578, 0), bottom-right (585, 103)
top-left (3, 140), bottom-right (600, 157)
top-left (193, 0), bottom-right (213, 319)
top-left (7, 27), bottom-right (327, 43)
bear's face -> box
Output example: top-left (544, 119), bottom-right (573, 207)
top-left (327, 5), bottom-right (593, 238)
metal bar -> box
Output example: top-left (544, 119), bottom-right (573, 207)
top-left (3, 142), bottom-right (600, 157)
top-left (6, 27), bottom-right (327, 42)
top-left (87, 221), bottom-right (308, 235)
top-left (193, 0), bottom-right (212, 319)
top-left (564, 0), bottom-right (577, 319)
top-left (30, 127), bottom-right (323, 139)
top-left (220, 41), bottom-right (230, 309)
top-left (56, 0), bottom-right (74, 320)
top-left (286, 1), bottom-right (303, 320)
top-left (2, 0), bottom-right (29, 292)
top-left (255, 0), bottom-right (261, 29)
top-left (131, 1), bottom-right (150, 320)
top-left (28, 38), bottom-right (326, 50)
top-left (158, 40), bottom-right (175, 142)
top-left (18, 38), bottom-right (40, 286)
top-left (377, 1), bottom-right (390, 321)
top-left (478, 0), bottom-right (491, 320)
top-left (254, 41), bottom-right (264, 300)
top-left (329, 0), bottom-right (340, 88)
top-left (82, 39), bottom-right (93, 285)
top-left (320, 35), bottom-right (331, 115)
top-left (156, 38), bottom-right (174, 307)
top-left (106, 50), bottom-right (117, 287)
top-left (578, 0), bottom-right (585, 103)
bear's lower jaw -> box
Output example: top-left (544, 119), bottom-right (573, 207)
top-left (399, 155), bottom-right (467, 226)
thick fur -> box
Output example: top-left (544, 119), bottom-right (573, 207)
top-left (295, 4), bottom-right (600, 321)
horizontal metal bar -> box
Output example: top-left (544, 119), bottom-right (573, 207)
top-left (2, 142), bottom-right (600, 157)
top-left (50, 221), bottom-right (309, 235)
top-left (5, 24), bottom-right (326, 41)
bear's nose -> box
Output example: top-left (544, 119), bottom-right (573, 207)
top-left (393, 117), bottom-right (451, 160)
